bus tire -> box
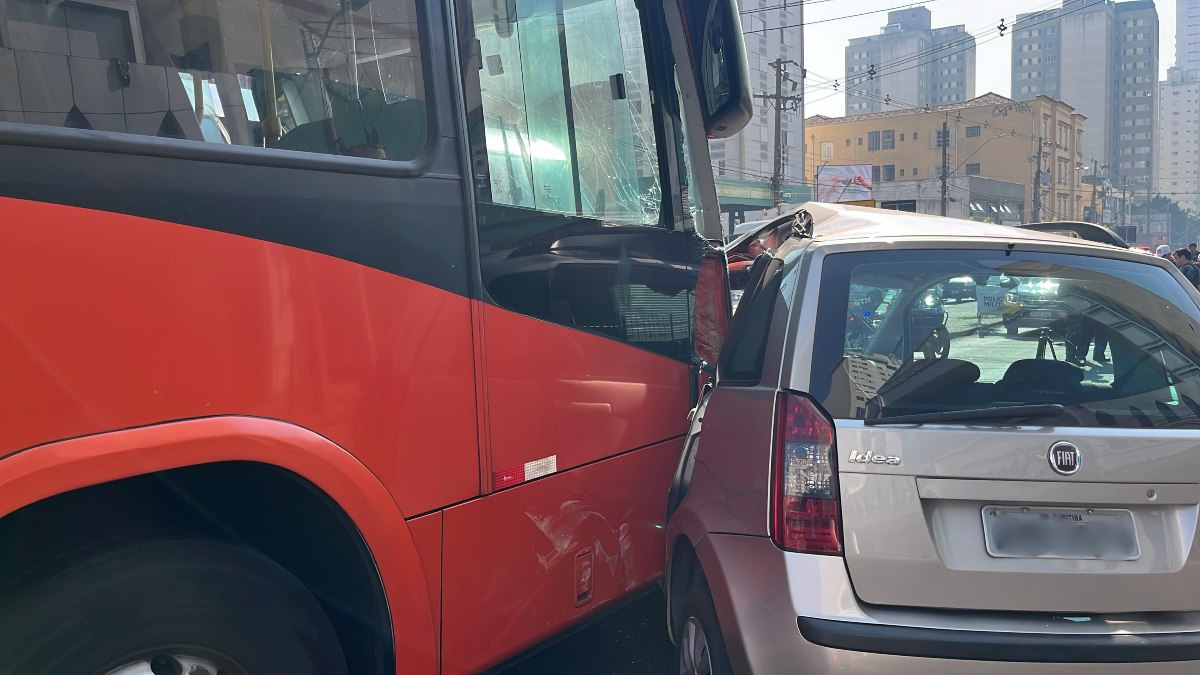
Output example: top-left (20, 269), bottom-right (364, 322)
top-left (0, 538), bottom-right (348, 675)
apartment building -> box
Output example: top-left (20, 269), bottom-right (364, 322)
top-left (1180, 0), bottom-right (1200, 69)
top-left (1156, 2), bottom-right (1200, 214)
top-left (844, 6), bottom-right (976, 114)
top-left (1011, 0), bottom-right (1158, 187)
top-left (710, 0), bottom-right (805, 191)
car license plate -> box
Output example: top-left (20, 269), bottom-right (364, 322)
top-left (982, 506), bottom-right (1140, 561)
top-left (1029, 310), bottom-right (1055, 318)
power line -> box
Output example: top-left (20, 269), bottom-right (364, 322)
top-left (712, 163), bottom-right (791, 181)
top-left (837, 0), bottom-right (1061, 89)
top-left (863, 1), bottom-right (1064, 81)
top-left (739, 0), bottom-right (839, 16)
top-left (796, 15), bottom-right (1032, 102)
top-left (792, 0), bottom-right (1100, 147)
top-left (742, 0), bottom-right (943, 34)
top-left (830, 0), bottom-right (1084, 108)
top-left (713, 158), bottom-right (815, 184)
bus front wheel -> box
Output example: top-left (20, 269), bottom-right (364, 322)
top-left (0, 539), bottom-right (347, 675)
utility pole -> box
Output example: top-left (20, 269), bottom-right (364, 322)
top-left (1169, 203), bottom-right (1175, 249)
top-left (1119, 177), bottom-right (1128, 231)
top-left (797, 0), bottom-right (806, 187)
top-left (1088, 159), bottom-right (1099, 224)
top-left (756, 58), bottom-right (803, 209)
top-left (1146, 178), bottom-right (1153, 245)
top-left (938, 120), bottom-right (950, 216)
top-left (1032, 136), bottom-right (1043, 222)
top-left (809, 133), bottom-right (816, 190)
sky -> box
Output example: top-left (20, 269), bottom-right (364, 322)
top-left (798, 0), bottom-right (1179, 118)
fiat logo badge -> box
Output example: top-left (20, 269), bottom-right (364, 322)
top-left (1048, 441), bottom-right (1081, 476)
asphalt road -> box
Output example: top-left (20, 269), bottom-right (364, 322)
top-left (501, 590), bottom-right (673, 675)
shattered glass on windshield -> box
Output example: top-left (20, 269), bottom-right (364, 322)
top-left (472, 0), bottom-right (661, 226)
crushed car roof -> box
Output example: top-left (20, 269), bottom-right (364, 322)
top-left (802, 202), bottom-right (1115, 250)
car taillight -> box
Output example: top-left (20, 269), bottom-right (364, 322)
top-left (771, 392), bottom-right (842, 555)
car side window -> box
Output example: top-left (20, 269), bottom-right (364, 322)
top-left (719, 257), bottom-right (783, 384)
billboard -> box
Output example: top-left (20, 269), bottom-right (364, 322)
top-left (817, 165), bottom-right (873, 202)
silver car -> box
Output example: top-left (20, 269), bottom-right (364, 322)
top-left (666, 204), bottom-right (1200, 674)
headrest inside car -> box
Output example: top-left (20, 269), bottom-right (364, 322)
top-left (878, 358), bottom-right (981, 399)
top-left (1000, 359), bottom-right (1084, 384)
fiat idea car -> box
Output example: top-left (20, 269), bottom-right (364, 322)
top-left (666, 203), bottom-right (1200, 674)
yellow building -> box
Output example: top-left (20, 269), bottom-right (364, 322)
top-left (805, 93), bottom-right (1087, 223)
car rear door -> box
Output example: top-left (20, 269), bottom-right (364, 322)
top-left (836, 424), bottom-right (1200, 613)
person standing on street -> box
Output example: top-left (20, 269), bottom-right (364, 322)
top-left (1173, 249), bottom-right (1200, 288)
top-left (1189, 243), bottom-right (1198, 261)
top-left (1157, 245), bottom-right (1173, 259)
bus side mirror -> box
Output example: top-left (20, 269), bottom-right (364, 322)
top-left (685, 0), bottom-right (752, 138)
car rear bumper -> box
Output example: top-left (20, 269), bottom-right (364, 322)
top-left (696, 533), bottom-right (1200, 674)
top-left (798, 616), bottom-right (1200, 664)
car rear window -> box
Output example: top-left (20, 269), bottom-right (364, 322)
top-left (811, 248), bottom-right (1200, 428)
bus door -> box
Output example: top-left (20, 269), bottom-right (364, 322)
top-left (440, 0), bottom-right (750, 669)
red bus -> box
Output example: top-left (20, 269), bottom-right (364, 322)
top-left (0, 0), bottom-right (749, 671)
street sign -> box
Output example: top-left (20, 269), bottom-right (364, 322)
top-left (976, 285), bottom-right (1006, 318)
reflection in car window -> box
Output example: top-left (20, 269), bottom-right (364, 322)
top-left (845, 284), bottom-right (901, 355)
top-left (1, 0), bottom-right (428, 159)
top-left (814, 250), bottom-right (1200, 428)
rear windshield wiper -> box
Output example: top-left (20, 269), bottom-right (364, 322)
top-left (863, 404), bottom-right (1066, 426)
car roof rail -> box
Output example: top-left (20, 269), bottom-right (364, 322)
top-left (1016, 221), bottom-right (1130, 249)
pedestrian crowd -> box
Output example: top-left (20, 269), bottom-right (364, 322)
top-left (1161, 242), bottom-right (1200, 289)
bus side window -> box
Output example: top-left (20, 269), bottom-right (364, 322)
top-left (471, 0), bottom-right (660, 226)
top-left (0, 0), bottom-right (429, 161)
top-left (466, 0), bottom-right (700, 361)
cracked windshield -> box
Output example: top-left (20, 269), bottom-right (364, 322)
top-left (472, 0), bottom-right (661, 224)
